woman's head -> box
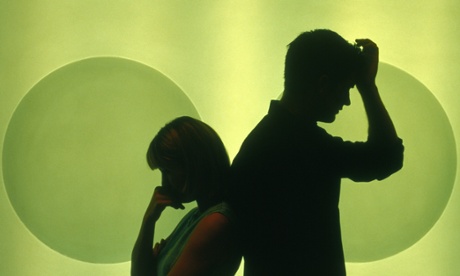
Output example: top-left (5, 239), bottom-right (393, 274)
top-left (147, 116), bottom-right (230, 202)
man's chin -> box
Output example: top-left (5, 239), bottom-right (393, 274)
top-left (318, 115), bottom-right (336, 124)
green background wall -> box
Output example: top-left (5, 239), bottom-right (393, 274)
top-left (1, 1), bottom-right (459, 275)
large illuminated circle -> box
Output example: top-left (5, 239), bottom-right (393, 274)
top-left (2, 57), bottom-right (200, 263)
top-left (321, 63), bottom-right (457, 262)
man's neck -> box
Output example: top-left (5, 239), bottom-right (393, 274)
top-left (279, 94), bottom-right (317, 124)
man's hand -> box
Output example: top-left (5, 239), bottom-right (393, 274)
top-left (355, 38), bottom-right (379, 90)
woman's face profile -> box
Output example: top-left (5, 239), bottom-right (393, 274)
top-left (159, 166), bottom-right (194, 203)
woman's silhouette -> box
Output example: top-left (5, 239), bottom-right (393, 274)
top-left (131, 116), bottom-right (241, 276)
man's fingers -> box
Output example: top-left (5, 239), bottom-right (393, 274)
top-left (355, 39), bottom-right (378, 52)
top-left (355, 38), bottom-right (376, 45)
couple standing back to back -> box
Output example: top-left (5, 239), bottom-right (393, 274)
top-left (131, 29), bottom-right (404, 276)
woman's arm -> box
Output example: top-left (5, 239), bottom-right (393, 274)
top-left (168, 213), bottom-right (241, 276)
top-left (131, 215), bottom-right (157, 276)
top-left (131, 187), bottom-right (184, 276)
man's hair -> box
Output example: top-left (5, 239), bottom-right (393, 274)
top-left (147, 116), bottom-right (230, 199)
top-left (284, 29), bottom-right (361, 94)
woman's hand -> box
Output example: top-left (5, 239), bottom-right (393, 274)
top-left (153, 239), bottom-right (167, 258)
top-left (144, 186), bottom-right (185, 223)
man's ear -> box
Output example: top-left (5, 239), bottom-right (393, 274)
top-left (316, 74), bottom-right (331, 94)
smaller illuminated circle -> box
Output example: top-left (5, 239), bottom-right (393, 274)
top-left (2, 57), bottom-right (200, 263)
top-left (321, 63), bottom-right (456, 262)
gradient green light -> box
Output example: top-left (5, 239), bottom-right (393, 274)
top-left (3, 57), bottom-right (199, 263)
top-left (1, 1), bottom-right (459, 275)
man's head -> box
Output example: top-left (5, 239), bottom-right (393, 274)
top-left (283, 29), bottom-right (361, 122)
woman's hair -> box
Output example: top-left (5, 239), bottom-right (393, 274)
top-left (147, 116), bottom-right (230, 199)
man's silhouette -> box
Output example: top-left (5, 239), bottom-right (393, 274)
top-left (228, 29), bottom-right (404, 275)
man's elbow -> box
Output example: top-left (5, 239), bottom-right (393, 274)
top-left (349, 143), bottom-right (404, 182)
top-left (376, 143), bottom-right (405, 180)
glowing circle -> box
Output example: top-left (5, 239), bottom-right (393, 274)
top-left (2, 57), bottom-right (200, 263)
top-left (320, 63), bottom-right (456, 262)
